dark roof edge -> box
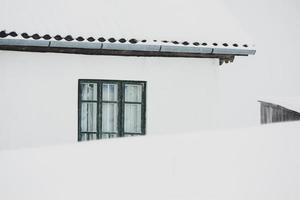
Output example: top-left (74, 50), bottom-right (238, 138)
top-left (0, 44), bottom-right (239, 65)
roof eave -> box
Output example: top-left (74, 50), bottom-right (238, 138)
top-left (0, 37), bottom-right (256, 65)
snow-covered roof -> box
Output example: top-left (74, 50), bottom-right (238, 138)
top-left (0, 30), bottom-right (253, 49)
top-left (0, 30), bottom-right (256, 65)
top-left (1, 121), bottom-right (300, 200)
top-left (0, 0), bottom-right (256, 65)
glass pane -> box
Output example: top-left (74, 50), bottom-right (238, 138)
top-left (80, 133), bottom-right (88, 141)
top-left (81, 103), bottom-right (97, 132)
top-left (102, 103), bottom-right (118, 133)
top-left (124, 134), bottom-right (141, 137)
top-left (88, 134), bottom-right (97, 140)
top-left (101, 134), bottom-right (117, 139)
top-left (81, 83), bottom-right (97, 100)
top-left (124, 134), bottom-right (134, 137)
top-left (124, 104), bottom-right (142, 133)
top-left (125, 84), bottom-right (142, 102)
top-left (102, 83), bottom-right (118, 101)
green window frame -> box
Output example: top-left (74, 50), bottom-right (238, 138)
top-left (78, 79), bottom-right (146, 141)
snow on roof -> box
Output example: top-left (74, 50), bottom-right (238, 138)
top-left (0, 30), bottom-right (255, 65)
top-left (259, 97), bottom-right (300, 113)
top-left (1, 121), bottom-right (300, 200)
top-left (0, 30), bottom-right (253, 50)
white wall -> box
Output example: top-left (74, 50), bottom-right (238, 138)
top-left (0, 51), bottom-right (219, 149)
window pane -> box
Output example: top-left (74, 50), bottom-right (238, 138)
top-left (124, 134), bottom-right (142, 137)
top-left (81, 83), bottom-right (97, 100)
top-left (125, 84), bottom-right (142, 102)
top-left (102, 103), bottom-right (118, 133)
top-left (80, 133), bottom-right (88, 141)
top-left (81, 103), bottom-right (97, 132)
top-left (88, 134), bottom-right (98, 140)
top-left (124, 104), bottom-right (141, 133)
top-left (102, 83), bottom-right (118, 101)
top-left (124, 134), bottom-right (135, 137)
top-left (81, 133), bottom-right (97, 141)
top-left (101, 134), bottom-right (117, 139)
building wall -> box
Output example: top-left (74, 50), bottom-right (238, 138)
top-left (0, 51), bottom-right (219, 149)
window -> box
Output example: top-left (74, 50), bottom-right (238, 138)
top-left (78, 79), bottom-right (146, 141)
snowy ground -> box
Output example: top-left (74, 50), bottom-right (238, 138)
top-left (1, 121), bottom-right (300, 200)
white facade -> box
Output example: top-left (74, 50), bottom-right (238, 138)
top-left (0, 51), bottom-right (220, 149)
top-left (0, 0), bottom-right (254, 150)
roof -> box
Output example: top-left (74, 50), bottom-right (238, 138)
top-left (0, 30), bottom-right (256, 65)
top-left (259, 97), bottom-right (300, 113)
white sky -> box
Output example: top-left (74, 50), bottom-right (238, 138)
top-left (0, 0), bottom-right (253, 43)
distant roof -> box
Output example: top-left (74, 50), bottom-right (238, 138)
top-left (259, 97), bottom-right (300, 113)
top-left (0, 30), bottom-right (256, 65)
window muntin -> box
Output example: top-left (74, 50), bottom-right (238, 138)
top-left (78, 80), bottom-right (146, 141)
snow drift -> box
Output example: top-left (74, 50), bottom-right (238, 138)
top-left (1, 122), bottom-right (300, 200)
